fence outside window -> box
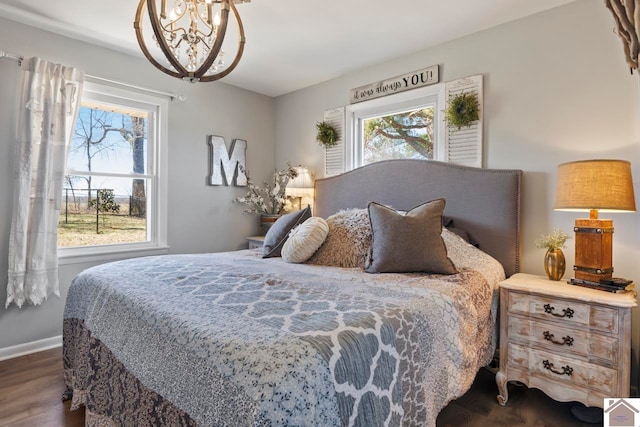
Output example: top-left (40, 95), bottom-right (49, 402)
top-left (61, 187), bottom-right (146, 234)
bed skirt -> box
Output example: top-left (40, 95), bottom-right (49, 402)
top-left (63, 318), bottom-right (197, 426)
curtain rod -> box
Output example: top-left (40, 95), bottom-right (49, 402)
top-left (0, 50), bottom-right (186, 101)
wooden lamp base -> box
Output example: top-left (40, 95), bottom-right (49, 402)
top-left (573, 215), bottom-right (613, 282)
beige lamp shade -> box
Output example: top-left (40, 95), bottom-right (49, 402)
top-left (554, 159), bottom-right (636, 213)
top-left (286, 167), bottom-right (314, 199)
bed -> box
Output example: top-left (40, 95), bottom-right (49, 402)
top-left (63, 159), bottom-right (522, 426)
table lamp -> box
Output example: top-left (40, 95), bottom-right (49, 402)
top-left (286, 166), bottom-right (314, 211)
top-left (554, 159), bottom-right (636, 283)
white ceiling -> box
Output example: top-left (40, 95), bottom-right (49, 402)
top-left (0, 0), bottom-right (577, 97)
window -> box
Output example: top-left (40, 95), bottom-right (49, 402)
top-left (361, 105), bottom-right (435, 164)
top-left (340, 75), bottom-right (483, 172)
top-left (346, 84), bottom-right (446, 170)
top-left (58, 82), bottom-right (168, 262)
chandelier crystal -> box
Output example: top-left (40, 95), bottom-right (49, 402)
top-left (134, 0), bottom-right (249, 83)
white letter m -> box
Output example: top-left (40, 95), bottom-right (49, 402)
top-left (208, 135), bottom-right (247, 186)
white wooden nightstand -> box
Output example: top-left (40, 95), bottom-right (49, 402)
top-left (246, 235), bottom-right (265, 249)
top-left (496, 273), bottom-right (636, 408)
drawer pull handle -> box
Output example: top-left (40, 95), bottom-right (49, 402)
top-left (543, 331), bottom-right (574, 346)
top-left (542, 360), bottom-right (573, 376)
top-left (543, 303), bottom-right (574, 319)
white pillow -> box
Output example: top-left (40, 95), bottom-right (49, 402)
top-left (282, 217), bottom-right (329, 263)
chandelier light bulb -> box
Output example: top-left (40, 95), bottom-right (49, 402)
top-left (134, 0), bottom-right (249, 83)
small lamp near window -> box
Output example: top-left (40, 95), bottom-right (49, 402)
top-left (286, 167), bottom-right (314, 212)
top-left (554, 159), bottom-right (636, 283)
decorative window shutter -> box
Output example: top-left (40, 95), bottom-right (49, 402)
top-left (323, 106), bottom-right (345, 177)
top-left (444, 75), bottom-right (483, 168)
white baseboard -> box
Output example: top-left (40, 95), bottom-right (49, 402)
top-left (0, 335), bottom-right (62, 362)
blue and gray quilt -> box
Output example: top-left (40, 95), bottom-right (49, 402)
top-left (63, 232), bottom-right (504, 427)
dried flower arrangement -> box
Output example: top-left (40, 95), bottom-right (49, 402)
top-left (235, 165), bottom-right (298, 214)
top-left (535, 229), bottom-right (571, 250)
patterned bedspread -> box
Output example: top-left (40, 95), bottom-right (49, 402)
top-left (63, 231), bottom-right (504, 427)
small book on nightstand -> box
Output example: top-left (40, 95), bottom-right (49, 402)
top-left (568, 277), bottom-right (635, 293)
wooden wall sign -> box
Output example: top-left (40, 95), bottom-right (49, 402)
top-left (350, 65), bottom-right (439, 104)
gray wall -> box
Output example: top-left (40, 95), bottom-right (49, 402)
top-left (274, 0), bottom-right (640, 380)
top-left (0, 17), bottom-right (275, 349)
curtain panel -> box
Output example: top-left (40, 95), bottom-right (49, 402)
top-left (6, 58), bottom-right (84, 308)
top-left (606, 0), bottom-right (640, 72)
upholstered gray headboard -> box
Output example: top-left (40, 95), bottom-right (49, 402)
top-left (314, 159), bottom-right (522, 277)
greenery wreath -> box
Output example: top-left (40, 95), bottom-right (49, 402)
top-left (315, 121), bottom-right (339, 148)
top-left (445, 91), bottom-right (480, 129)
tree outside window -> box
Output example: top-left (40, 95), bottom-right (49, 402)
top-left (59, 103), bottom-right (149, 247)
top-left (362, 106), bottom-right (435, 165)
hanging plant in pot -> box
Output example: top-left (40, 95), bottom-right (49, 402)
top-left (535, 229), bottom-right (571, 281)
top-left (445, 91), bottom-right (480, 129)
top-left (316, 121), bottom-right (339, 148)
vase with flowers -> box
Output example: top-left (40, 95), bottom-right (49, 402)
top-left (235, 165), bottom-right (298, 233)
top-left (535, 228), bottom-right (571, 281)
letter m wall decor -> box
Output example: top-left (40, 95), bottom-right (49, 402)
top-left (207, 135), bottom-right (247, 186)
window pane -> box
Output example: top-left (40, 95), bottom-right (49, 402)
top-left (58, 176), bottom-right (148, 248)
top-left (362, 106), bottom-right (434, 165)
top-left (67, 105), bottom-right (148, 175)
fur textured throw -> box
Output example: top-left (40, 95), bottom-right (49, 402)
top-left (307, 208), bottom-right (372, 268)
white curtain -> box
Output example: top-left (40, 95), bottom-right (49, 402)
top-left (6, 58), bottom-right (84, 308)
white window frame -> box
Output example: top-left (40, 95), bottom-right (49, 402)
top-left (58, 81), bottom-right (169, 265)
top-left (345, 83), bottom-right (446, 171)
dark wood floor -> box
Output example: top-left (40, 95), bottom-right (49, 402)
top-left (436, 367), bottom-right (602, 427)
top-left (0, 348), bottom-right (601, 426)
top-left (0, 347), bottom-right (84, 427)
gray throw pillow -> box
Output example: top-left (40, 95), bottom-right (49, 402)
top-left (366, 199), bottom-right (457, 274)
top-left (262, 206), bottom-right (312, 258)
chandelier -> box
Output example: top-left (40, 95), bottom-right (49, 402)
top-left (134, 0), bottom-right (250, 83)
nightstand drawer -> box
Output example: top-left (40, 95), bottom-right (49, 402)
top-left (508, 316), bottom-right (618, 364)
top-left (508, 292), bottom-right (619, 333)
top-left (246, 236), bottom-right (265, 249)
top-left (507, 343), bottom-right (617, 396)
top-left (497, 274), bottom-right (635, 408)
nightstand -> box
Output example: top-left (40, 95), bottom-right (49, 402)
top-left (496, 273), bottom-right (636, 408)
top-left (246, 235), bottom-right (265, 249)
